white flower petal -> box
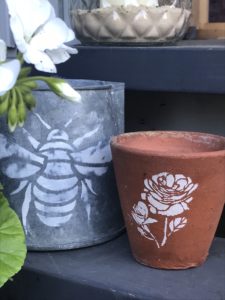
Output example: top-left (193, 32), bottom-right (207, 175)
top-left (0, 59), bottom-right (21, 96)
top-left (6, 0), bottom-right (54, 39)
top-left (9, 16), bottom-right (27, 53)
top-left (30, 18), bottom-right (75, 51)
top-left (65, 28), bottom-right (76, 43)
top-left (24, 46), bottom-right (56, 73)
top-left (100, 0), bottom-right (159, 6)
top-left (149, 180), bottom-right (166, 198)
top-left (166, 174), bottom-right (175, 188)
top-left (176, 178), bottom-right (188, 190)
top-left (175, 174), bottom-right (187, 181)
top-left (159, 203), bottom-right (184, 217)
top-left (144, 179), bottom-right (152, 191)
top-left (181, 202), bottom-right (189, 211)
top-left (185, 197), bottom-right (193, 203)
top-left (149, 206), bottom-right (157, 214)
top-left (168, 194), bottom-right (187, 201)
top-left (61, 45), bottom-right (78, 55)
top-left (152, 172), bottom-right (168, 184)
top-left (150, 191), bottom-right (162, 201)
top-left (187, 183), bottom-right (198, 195)
top-left (46, 48), bottom-right (70, 64)
top-left (141, 192), bottom-right (147, 200)
top-left (46, 46), bottom-right (78, 64)
top-left (0, 39), bottom-right (7, 62)
top-left (148, 195), bottom-right (169, 211)
top-left (124, 0), bottom-right (139, 6)
top-left (143, 0), bottom-right (159, 6)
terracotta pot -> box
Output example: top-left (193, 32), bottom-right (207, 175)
top-left (111, 131), bottom-right (225, 269)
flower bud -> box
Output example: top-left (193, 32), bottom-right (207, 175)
top-left (45, 78), bottom-right (81, 102)
top-left (18, 99), bottom-right (26, 127)
top-left (23, 93), bottom-right (36, 110)
top-left (0, 94), bottom-right (9, 115)
top-left (8, 103), bottom-right (18, 132)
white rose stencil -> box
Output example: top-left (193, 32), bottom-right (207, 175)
top-left (132, 172), bottom-right (198, 248)
top-left (142, 172), bottom-right (198, 217)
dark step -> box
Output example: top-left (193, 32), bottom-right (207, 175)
top-left (56, 40), bottom-right (225, 94)
top-left (1, 234), bottom-right (224, 300)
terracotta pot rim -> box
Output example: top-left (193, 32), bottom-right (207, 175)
top-left (111, 131), bottom-right (225, 158)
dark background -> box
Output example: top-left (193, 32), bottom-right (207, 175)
top-left (209, 0), bottom-right (225, 22)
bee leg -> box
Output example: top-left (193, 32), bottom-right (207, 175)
top-left (81, 181), bottom-right (92, 222)
top-left (21, 183), bottom-right (32, 234)
top-left (10, 180), bottom-right (28, 195)
top-left (85, 179), bottom-right (97, 196)
top-left (85, 203), bottom-right (91, 222)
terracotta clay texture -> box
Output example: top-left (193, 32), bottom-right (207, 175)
top-left (111, 131), bottom-right (225, 269)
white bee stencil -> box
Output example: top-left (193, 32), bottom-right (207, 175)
top-left (0, 113), bottom-right (111, 233)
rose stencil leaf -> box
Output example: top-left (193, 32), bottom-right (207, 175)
top-left (137, 227), bottom-right (154, 240)
top-left (169, 217), bottom-right (187, 233)
top-left (143, 217), bottom-right (158, 225)
top-left (0, 192), bottom-right (27, 287)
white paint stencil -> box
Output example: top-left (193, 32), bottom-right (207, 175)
top-left (0, 113), bottom-right (111, 233)
top-left (131, 172), bottom-right (198, 248)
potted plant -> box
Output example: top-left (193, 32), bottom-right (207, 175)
top-left (0, 0), bottom-right (124, 251)
top-left (0, 183), bottom-right (26, 287)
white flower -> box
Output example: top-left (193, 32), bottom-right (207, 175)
top-left (100, 0), bottom-right (158, 8)
top-left (142, 172), bottom-right (198, 217)
top-left (5, 0), bottom-right (78, 73)
top-left (0, 39), bottom-right (21, 97)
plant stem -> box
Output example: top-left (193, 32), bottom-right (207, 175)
top-left (17, 76), bottom-right (55, 84)
top-left (16, 52), bottom-right (24, 65)
top-left (161, 217), bottom-right (168, 247)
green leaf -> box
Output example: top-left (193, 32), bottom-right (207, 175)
top-left (0, 190), bottom-right (27, 287)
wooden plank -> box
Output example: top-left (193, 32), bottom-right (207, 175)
top-left (192, 0), bottom-right (225, 39)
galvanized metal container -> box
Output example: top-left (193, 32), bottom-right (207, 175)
top-left (0, 80), bottom-right (124, 250)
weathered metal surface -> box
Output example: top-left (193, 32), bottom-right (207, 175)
top-left (0, 80), bottom-right (124, 250)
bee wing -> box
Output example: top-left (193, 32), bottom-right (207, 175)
top-left (71, 142), bottom-right (112, 176)
top-left (73, 125), bottom-right (102, 150)
top-left (0, 134), bottom-right (44, 179)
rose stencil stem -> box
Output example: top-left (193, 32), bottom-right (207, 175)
top-left (161, 217), bottom-right (168, 247)
top-left (143, 225), bottom-right (160, 248)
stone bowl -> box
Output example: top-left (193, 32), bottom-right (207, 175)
top-left (71, 5), bottom-right (191, 44)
